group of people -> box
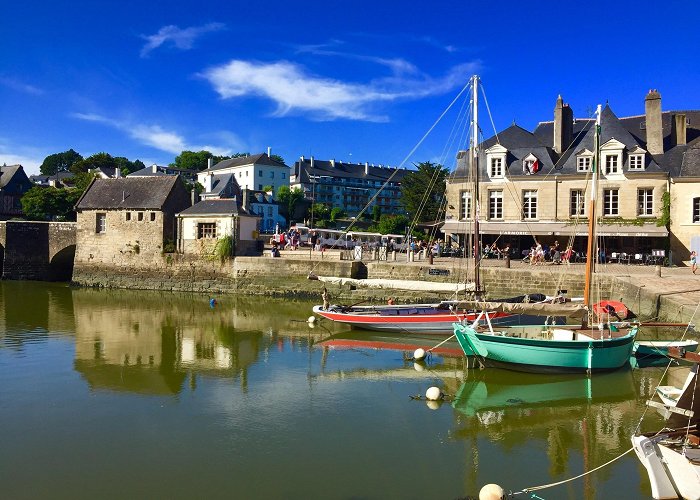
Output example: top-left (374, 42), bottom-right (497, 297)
top-left (482, 243), bottom-right (511, 259)
top-left (523, 240), bottom-right (574, 265)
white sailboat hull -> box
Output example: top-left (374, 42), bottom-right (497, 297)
top-left (632, 435), bottom-right (700, 499)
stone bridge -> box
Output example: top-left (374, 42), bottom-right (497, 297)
top-left (0, 221), bottom-right (76, 281)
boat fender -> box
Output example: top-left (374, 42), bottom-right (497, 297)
top-left (425, 386), bottom-right (442, 401)
top-left (413, 348), bottom-right (426, 361)
top-left (479, 484), bottom-right (504, 500)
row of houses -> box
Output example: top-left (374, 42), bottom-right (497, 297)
top-left (443, 90), bottom-right (700, 263)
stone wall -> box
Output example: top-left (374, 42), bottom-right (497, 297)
top-left (2, 221), bottom-right (75, 281)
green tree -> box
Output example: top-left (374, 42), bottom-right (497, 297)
top-left (270, 154), bottom-right (285, 165)
top-left (276, 185), bottom-right (305, 223)
top-left (40, 149), bottom-right (83, 175)
top-left (73, 172), bottom-right (99, 191)
top-left (115, 157), bottom-right (145, 176)
top-left (330, 207), bottom-right (346, 222)
top-left (171, 150), bottom-right (213, 171)
top-left (400, 161), bottom-right (448, 222)
top-left (309, 202), bottom-right (330, 224)
top-left (70, 152), bottom-right (118, 174)
top-left (372, 205), bottom-right (381, 222)
top-left (21, 186), bottom-right (83, 221)
top-left (375, 214), bottom-right (409, 234)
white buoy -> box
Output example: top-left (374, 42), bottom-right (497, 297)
top-left (479, 484), bottom-right (504, 500)
top-left (413, 348), bottom-right (426, 361)
top-left (425, 386), bottom-right (442, 401)
top-left (307, 316), bottom-right (316, 323)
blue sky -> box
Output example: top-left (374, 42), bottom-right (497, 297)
top-left (2, 1), bottom-right (699, 176)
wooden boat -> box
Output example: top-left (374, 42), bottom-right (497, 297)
top-left (312, 293), bottom-right (549, 335)
top-left (634, 340), bottom-right (699, 358)
top-left (450, 102), bottom-right (638, 373)
top-left (632, 348), bottom-right (700, 499)
top-left (592, 299), bottom-right (629, 320)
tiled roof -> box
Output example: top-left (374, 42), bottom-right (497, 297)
top-left (178, 198), bottom-right (245, 216)
top-left (292, 158), bottom-right (409, 184)
top-left (76, 176), bottom-right (182, 210)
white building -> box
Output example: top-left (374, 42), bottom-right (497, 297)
top-left (197, 152), bottom-right (289, 194)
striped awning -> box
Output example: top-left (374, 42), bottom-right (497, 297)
top-left (441, 220), bottom-right (668, 237)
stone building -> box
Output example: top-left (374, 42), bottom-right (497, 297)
top-left (290, 156), bottom-right (408, 217)
top-left (74, 176), bottom-right (191, 267)
top-left (443, 91), bottom-right (700, 264)
top-left (0, 164), bottom-right (34, 219)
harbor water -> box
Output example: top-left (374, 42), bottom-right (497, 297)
top-left (0, 281), bottom-right (683, 499)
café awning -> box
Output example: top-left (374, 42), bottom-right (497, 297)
top-left (441, 220), bottom-right (668, 238)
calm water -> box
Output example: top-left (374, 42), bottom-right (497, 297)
top-left (0, 281), bottom-right (684, 499)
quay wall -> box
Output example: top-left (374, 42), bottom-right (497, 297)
top-left (71, 254), bottom-right (693, 323)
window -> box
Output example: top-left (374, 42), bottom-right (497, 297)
top-left (489, 190), bottom-right (503, 219)
top-left (522, 190), bottom-right (537, 220)
top-left (96, 213), bottom-right (106, 233)
top-left (605, 155), bottom-right (619, 175)
top-left (270, 172), bottom-right (274, 179)
top-left (150, 212), bottom-right (156, 222)
top-left (125, 212), bottom-right (131, 221)
top-left (197, 223), bottom-right (217, 239)
top-left (460, 191), bottom-right (472, 220)
top-left (603, 189), bottom-right (619, 216)
top-left (490, 157), bottom-right (503, 178)
top-left (629, 155), bottom-right (643, 170)
top-left (693, 197), bottom-right (700, 223)
top-left (637, 189), bottom-right (653, 216)
top-left (258, 184), bottom-right (263, 190)
top-left (259, 169), bottom-right (263, 177)
top-left (577, 156), bottom-right (591, 172)
top-left (137, 212), bottom-right (144, 221)
top-left (570, 190), bottom-right (585, 216)
top-left (267, 207), bottom-right (273, 216)
top-left (282, 173), bottom-right (286, 179)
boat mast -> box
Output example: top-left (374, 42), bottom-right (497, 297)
top-left (471, 75), bottom-right (481, 295)
top-left (584, 105), bottom-right (602, 307)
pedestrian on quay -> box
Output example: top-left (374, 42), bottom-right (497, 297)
top-left (691, 250), bottom-right (697, 274)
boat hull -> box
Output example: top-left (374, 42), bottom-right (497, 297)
top-left (632, 435), bottom-right (700, 500)
top-left (453, 324), bottom-right (637, 373)
top-left (312, 305), bottom-right (511, 334)
top-left (634, 340), bottom-right (699, 358)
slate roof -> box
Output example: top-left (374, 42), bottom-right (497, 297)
top-left (205, 153), bottom-right (288, 172)
top-left (292, 158), bottom-right (408, 184)
top-left (76, 176), bottom-right (183, 210)
top-left (178, 198), bottom-right (245, 216)
top-left (0, 165), bottom-right (26, 188)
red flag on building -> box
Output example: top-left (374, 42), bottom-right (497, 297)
top-left (532, 159), bottom-right (540, 173)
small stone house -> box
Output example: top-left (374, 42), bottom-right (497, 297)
top-left (176, 196), bottom-right (261, 257)
top-left (74, 176), bottom-right (191, 266)
top-left (0, 164), bottom-right (34, 219)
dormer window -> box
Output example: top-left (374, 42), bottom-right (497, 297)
top-left (629, 155), bottom-right (644, 170)
top-left (601, 139), bottom-right (624, 176)
top-left (522, 153), bottom-right (540, 175)
top-left (485, 144), bottom-right (507, 179)
top-left (575, 149), bottom-right (593, 172)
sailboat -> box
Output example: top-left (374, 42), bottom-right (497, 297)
top-left (452, 100), bottom-right (638, 373)
top-left (311, 76), bottom-right (555, 334)
top-left (632, 347), bottom-right (700, 499)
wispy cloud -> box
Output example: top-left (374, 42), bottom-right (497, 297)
top-left (140, 22), bottom-right (225, 57)
top-left (199, 59), bottom-right (480, 121)
top-left (0, 75), bottom-right (44, 95)
top-left (71, 112), bottom-right (239, 156)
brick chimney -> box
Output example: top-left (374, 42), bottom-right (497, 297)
top-left (553, 95), bottom-right (573, 154)
top-left (645, 89), bottom-right (663, 155)
top-left (673, 113), bottom-right (687, 146)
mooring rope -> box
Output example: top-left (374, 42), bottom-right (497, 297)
top-left (511, 447), bottom-right (634, 496)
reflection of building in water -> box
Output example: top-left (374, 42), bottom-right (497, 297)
top-left (71, 288), bottom-right (280, 395)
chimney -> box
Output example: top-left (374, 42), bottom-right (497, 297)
top-left (330, 159), bottom-right (335, 168)
top-left (204, 172), bottom-right (213, 193)
top-left (673, 113), bottom-right (687, 146)
top-left (242, 188), bottom-right (250, 212)
top-left (207, 157), bottom-right (213, 170)
top-left (300, 155), bottom-right (304, 162)
top-left (364, 162), bottom-right (369, 175)
top-left (152, 164), bottom-right (158, 173)
top-left (553, 95), bottom-right (573, 154)
top-left (310, 156), bottom-right (314, 168)
top-left (645, 89), bottom-right (663, 155)
top-left (190, 188), bottom-right (198, 206)
top-left (115, 166), bottom-right (121, 178)
top-left (267, 146), bottom-right (271, 157)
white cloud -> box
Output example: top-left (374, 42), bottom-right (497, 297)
top-left (0, 75), bottom-right (44, 95)
top-left (0, 139), bottom-right (45, 175)
top-left (199, 59), bottom-right (480, 121)
top-left (140, 22), bottom-right (225, 57)
top-left (71, 112), bottom-right (240, 156)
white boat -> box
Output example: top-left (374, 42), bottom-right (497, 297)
top-left (632, 349), bottom-right (700, 499)
top-left (634, 340), bottom-right (699, 358)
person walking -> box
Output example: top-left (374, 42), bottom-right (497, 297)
top-left (691, 250), bottom-right (697, 274)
